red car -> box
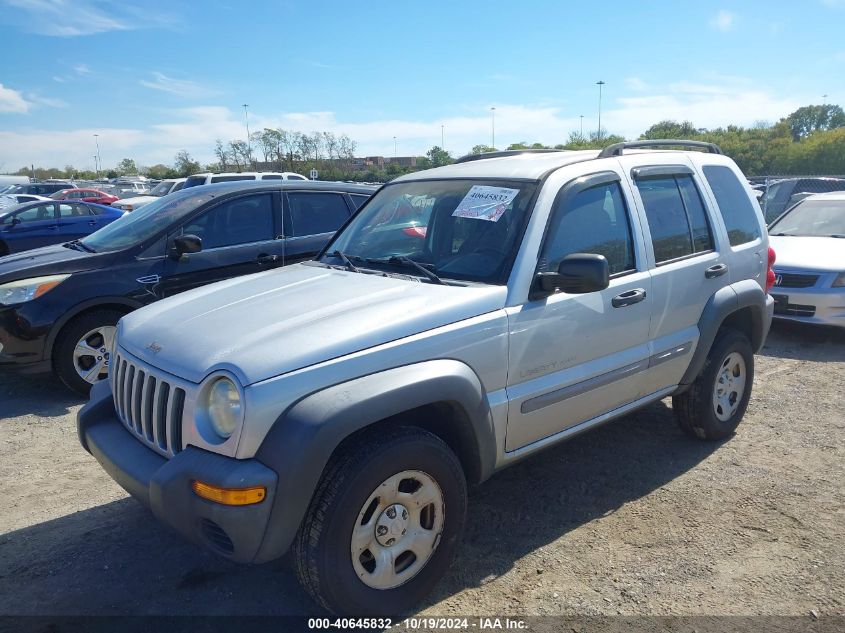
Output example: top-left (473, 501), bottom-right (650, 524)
top-left (50, 188), bottom-right (119, 205)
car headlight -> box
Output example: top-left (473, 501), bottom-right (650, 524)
top-left (0, 274), bottom-right (70, 306)
top-left (205, 376), bottom-right (242, 439)
top-left (833, 272), bottom-right (845, 288)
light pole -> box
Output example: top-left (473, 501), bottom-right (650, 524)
top-left (93, 134), bottom-right (101, 178)
top-left (93, 155), bottom-right (98, 176)
top-left (441, 124), bottom-right (444, 149)
top-left (490, 106), bottom-right (496, 148)
top-left (823, 94), bottom-right (828, 104)
top-left (242, 104), bottom-right (252, 167)
top-left (596, 80), bottom-right (605, 140)
top-left (393, 136), bottom-right (397, 158)
top-left (579, 115), bottom-right (584, 138)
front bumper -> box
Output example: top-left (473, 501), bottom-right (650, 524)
top-left (78, 380), bottom-right (279, 563)
top-left (0, 304), bottom-right (51, 373)
top-left (770, 284), bottom-right (845, 328)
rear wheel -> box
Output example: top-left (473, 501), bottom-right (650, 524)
top-left (53, 309), bottom-right (123, 396)
top-left (673, 328), bottom-right (754, 440)
top-left (294, 427), bottom-right (467, 615)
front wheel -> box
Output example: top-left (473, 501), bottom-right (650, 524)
top-left (293, 427), bottom-right (467, 615)
top-left (673, 328), bottom-right (754, 440)
top-left (53, 309), bottom-right (123, 396)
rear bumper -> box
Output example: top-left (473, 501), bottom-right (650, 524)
top-left (78, 381), bottom-right (279, 563)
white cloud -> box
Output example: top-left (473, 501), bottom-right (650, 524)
top-left (73, 63), bottom-right (92, 75)
top-left (0, 84), bottom-right (30, 113)
top-left (0, 78), bottom-right (823, 169)
top-left (52, 75), bottom-right (67, 83)
top-left (710, 10), bottom-right (736, 31)
top-left (0, 0), bottom-right (173, 36)
top-left (139, 72), bottom-right (217, 98)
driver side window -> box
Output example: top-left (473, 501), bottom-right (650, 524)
top-left (539, 180), bottom-right (636, 276)
top-left (181, 194), bottom-right (274, 250)
top-left (10, 204), bottom-right (57, 224)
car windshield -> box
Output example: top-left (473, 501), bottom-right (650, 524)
top-left (4, 185), bottom-right (26, 194)
top-left (769, 199), bottom-right (845, 237)
top-left (323, 179), bottom-right (539, 284)
top-left (81, 188), bottom-right (215, 252)
top-left (148, 181), bottom-right (173, 196)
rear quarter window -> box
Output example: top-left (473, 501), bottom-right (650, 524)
top-left (702, 165), bottom-right (761, 246)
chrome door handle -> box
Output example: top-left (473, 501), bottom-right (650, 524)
top-left (612, 288), bottom-right (647, 308)
top-left (705, 263), bottom-right (728, 279)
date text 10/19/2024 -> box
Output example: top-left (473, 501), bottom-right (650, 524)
top-left (308, 618), bottom-right (529, 630)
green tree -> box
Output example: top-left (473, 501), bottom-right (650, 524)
top-left (174, 150), bottom-right (201, 177)
top-left (117, 158), bottom-right (137, 175)
top-left (471, 144), bottom-right (497, 154)
top-left (425, 145), bottom-right (453, 167)
top-left (145, 164), bottom-right (178, 180)
top-left (783, 104), bottom-right (845, 142)
top-left (640, 120), bottom-right (701, 140)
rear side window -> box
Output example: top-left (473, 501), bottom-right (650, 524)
top-left (287, 192), bottom-right (351, 237)
top-left (540, 180), bottom-right (636, 275)
top-left (636, 175), bottom-right (714, 264)
top-left (260, 174), bottom-right (282, 180)
top-left (210, 175), bottom-right (255, 183)
top-left (702, 165), bottom-right (761, 246)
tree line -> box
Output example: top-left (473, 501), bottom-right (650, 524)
top-left (11, 103), bottom-right (845, 182)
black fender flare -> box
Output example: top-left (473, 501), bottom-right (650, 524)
top-left (252, 359), bottom-right (497, 562)
top-left (680, 279), bottom-right (768, 387)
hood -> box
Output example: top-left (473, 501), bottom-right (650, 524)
top-left (120, 263), bottom-right (507, 385)
top-left (115, 195), bottom-right (156, 207)
top-left (0, 243), bottom-right (113, 282)
top-left (768, 235), bottom-right (845, 273)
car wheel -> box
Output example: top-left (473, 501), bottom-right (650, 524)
top-left (294, 426), bottom-right (467, 616)
top-left (673, 328), bottom-right (754, 440)
top-left (54, 309), bottom-right (123, 396)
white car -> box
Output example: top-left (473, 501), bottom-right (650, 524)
top-left (768, 191), bottom-right (845, 327)
top-left (0, 193), bottom-right (52, 209)
top-left (112, 178), bottom-right (186, 212)
top-left (182, 171), bottom-right (308, 188)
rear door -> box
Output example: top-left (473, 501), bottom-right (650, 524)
top-left (619, 155), bottom-right (730, 393)
top-left (282, 190), bottom-right (355, 263)
top-left (159, 191), bottom-right (283, 297)
top-left (57, 202), bottom-right (101, 240)
top-left (1, 203), bottom-right (61, 252)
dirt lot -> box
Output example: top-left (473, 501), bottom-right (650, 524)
top-left (0, 320), bottom-right (843, 618)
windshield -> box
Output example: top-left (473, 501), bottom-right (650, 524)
top-left (4, 185), bottom-right (26, 194)
top-left (323, 179), bottom-right (539, 284)
top-left (769, 199), bottom-right (845, 237)
top-left (148, 181), bottom-right (174, 197)
top-left (81, 188), bottom-right (215, 252)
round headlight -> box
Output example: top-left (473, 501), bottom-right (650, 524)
top-left (207, 377), bottom-right (241, 439)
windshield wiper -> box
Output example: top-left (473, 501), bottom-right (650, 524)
top-left (386, 255), bottom-right (444, 285)
top-left (331, 250), bottom-right (360, 273)
top-left (828, 234), bottom-right (845, 239)
top-left (63, 239), bottom-right (96, 253)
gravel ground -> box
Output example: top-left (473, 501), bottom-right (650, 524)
top-left (0, 320), bottom-right (843, 618)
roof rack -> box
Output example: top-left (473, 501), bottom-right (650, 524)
top-left (597, 139), bottom-right (722, 159)
top-left (453, 149), bottom-right (566, 164)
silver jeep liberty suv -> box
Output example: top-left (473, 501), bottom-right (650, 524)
top-left (79, 140), bottom-right (775, 614)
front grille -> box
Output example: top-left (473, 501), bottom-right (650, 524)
top-left (112, 350), bottom-right (186, 457)
top-left (774, 272), bottom-right (819, 288)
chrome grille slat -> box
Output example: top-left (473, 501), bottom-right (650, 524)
top-left (112, 348), bottom-right (187, 458)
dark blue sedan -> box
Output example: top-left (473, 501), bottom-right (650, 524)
top-left (0, 200), bottom-right (125, 256)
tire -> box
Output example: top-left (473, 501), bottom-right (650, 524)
top-left (53, 309), bottom-right (123, 396)
top-left (294, 426), bottom-right (467, 616)
top-left (673, 328), bottom-right (754, 440)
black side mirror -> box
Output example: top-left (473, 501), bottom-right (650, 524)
top-left (534, 253), bottom-right (610, 298)
top-left (10, 217), bottom-right (21, 226)
top-left (171, 234), bottom-right (202, 259)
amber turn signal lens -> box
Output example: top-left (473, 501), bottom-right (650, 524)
top-left (191, 480), bottom-right (266, 506)
top-left (32, 281), bottom-right (63, 299)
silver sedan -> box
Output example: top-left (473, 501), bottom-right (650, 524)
top-left (768, 192), bottom-right (845, 327)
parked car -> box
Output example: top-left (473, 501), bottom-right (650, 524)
top-left (0, 180), bottom-right (376, 393)
top-left (183, 172), bottom-right (308, 188)
top-left (113, 182), bottom-right (151, 197)
top-left (767, 192), bottom-right (845, 327)
top-left (0, 175), bottom-right (31, 188)
top-left (761, 177), bottom-right (845, 223)
top-left (112, 178), bottom-right (186, 212)
top-left (0, 200), bottom-right (124, 256)
top-left (0, 194), bottom-right (52, 208)
top-left (2, 182), bottom-right (76, 197)
top-left (50, 188), bottom-right (120, 206)
top-left (77, 141), bottom-right (774, 615)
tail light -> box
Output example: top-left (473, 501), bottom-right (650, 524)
top-left (766, 246), bottom-right (776, 292)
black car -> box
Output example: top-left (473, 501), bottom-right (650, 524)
top-left (0, 180), bottom-right (376, 394)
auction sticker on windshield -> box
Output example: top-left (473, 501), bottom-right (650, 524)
top-left (452, 185), bottom-right (519, 222)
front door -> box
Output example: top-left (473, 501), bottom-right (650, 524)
top-left (505, 170), bottom-right (652, 452)
top-left (2, 203), bottom-right (61, 252)
top-left (159, 192), bottom-right (284, 297)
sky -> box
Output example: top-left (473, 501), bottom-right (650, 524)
top-left (1, 0), bottom-right (844, 172)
